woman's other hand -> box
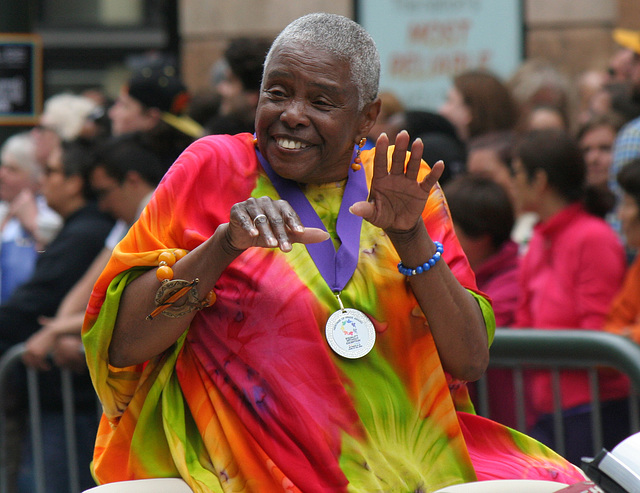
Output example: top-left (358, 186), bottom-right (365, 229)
top-left (224, 197), bottom-right (329, 253)
top-left (349, 130), bottom-right (444, 233)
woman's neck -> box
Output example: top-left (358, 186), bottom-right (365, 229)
top-left (536, 193), bottom-right (571, 222)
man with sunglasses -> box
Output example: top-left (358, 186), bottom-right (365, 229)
top-left (0, 138), bottom-right (114, 492)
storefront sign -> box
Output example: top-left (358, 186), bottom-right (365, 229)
top-left (357, 0), bottom-right (523, 111)
top-left (0, 34), bottom-right (42, 124)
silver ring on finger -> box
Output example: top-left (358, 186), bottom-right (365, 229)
top-left (252, 213), bottom-right (268, 227)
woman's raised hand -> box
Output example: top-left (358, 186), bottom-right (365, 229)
top-left (225, 197), bottom-right (329, 253)
top-left (349, 130), bottom-right (444, 233)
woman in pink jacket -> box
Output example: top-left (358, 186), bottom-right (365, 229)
top-left (513, 128), bottom-right (629, 464)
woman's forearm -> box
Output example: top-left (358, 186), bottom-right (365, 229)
top-left (109, 224), bottom-right (243, 367)
top-left (387, 223), bottom-right (489, 381)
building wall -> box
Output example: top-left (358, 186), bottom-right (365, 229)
top-left (179, 0), bottom-right (640, 105)
top-left (180, 0), bottom-right (353, 92)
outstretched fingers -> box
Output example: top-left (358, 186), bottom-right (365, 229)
top-left (373, 130), bottom-right (424, 183)
top-left (389, 130), bottom-right (410, 175)
top-left (229, 197), bottom-right (329, 253)
top-left (372, 132), bottom-right (390, 181)
top-left (420, 160), bottom-right (445, 193)
top-left (405, 137), bottom-right (424, 182)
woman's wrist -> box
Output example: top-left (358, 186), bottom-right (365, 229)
top-left (386, 220), bottom-right (441, 272)
top-left (385, 219), bottom-right (424, 243)
top-left (386, 220), bottom-right (430, 253)
top-left (219, 223), bottom-right (247, 258)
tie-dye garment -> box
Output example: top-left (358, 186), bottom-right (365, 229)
top-left (83, 133), bottom-right (585, 492)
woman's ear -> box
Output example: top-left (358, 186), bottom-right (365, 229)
top-left (532, 168), bottom-right (549, 193)
top-left (358, 97), bottom-right (382, 139)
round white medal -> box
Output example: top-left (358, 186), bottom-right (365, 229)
top-left (325, 308), bottom-right (376, 359)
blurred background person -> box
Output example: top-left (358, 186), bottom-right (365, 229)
top-left (577, 111), bottom-right (625, 189)
top-left (439, 69), bottom-right (519, 147)
top-left (609, 28), bottom-right (640, 239)
top-left (109, 64), bottom-right (203, 164)
top-left (30, 93), bottom-right (102, 246)
top-left (0, 133), bottom-right (58, 302)
top-left (607, 46), bottom-right (635, 83)
top-left (585, 80), bottom-right (640, 129)
top-left (444, 174), bottom-right (520, 328)
top-left (399, 109), bottom-right (467, 186)
top-left (23, 133), bottom-right (169, 373)
top-left (466, 132), bottom-right (537, 251)
top-left (508, 58), bottom-right (573, 134)
top-left (513, 128), bottom-right (629, 465)
top-left (31, 93), bottom-right (100, 169)
top-left (605, 158), bottom-right (640, 342)
top-left (523, 104), bottom-right (569, 132)
top-left (207, 36), bottom-right (272, 134)
top-left (187, 86), bottom-right (221, 130)
top-left (574, 69), bottom-right (608, 127)
top-left (363, 90), bottom-right (404, 149)
top-left (0, 139), bottom-right (115, 493)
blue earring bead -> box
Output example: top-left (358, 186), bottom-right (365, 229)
top-left (397, 241), bottom-right (444, 276)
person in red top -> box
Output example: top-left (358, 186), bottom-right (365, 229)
top-left (513, 129), bottom-right (630, 464)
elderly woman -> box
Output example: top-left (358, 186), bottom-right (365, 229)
top-left (83, 13), bottom-right (584, 491)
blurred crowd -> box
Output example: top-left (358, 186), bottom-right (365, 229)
top-left (2, 25), bottom-right (640, 491)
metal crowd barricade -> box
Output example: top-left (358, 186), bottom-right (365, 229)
top-left (0, 342), bottom-right (98, 493)
top-left (475, 329), bottom-right (640, 458)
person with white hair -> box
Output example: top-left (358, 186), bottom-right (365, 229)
top-left (0, 132), bottom-right (60, 301)
top-left (31, 92), bottom-right (100, 168)
top-left (28, 93), bottom-right (100, 245)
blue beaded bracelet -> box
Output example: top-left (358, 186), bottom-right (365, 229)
top-left (397, 241), bottom-right (444, 276)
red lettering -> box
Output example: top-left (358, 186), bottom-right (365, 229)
top-left (408, 19), bottom-right (472, 47)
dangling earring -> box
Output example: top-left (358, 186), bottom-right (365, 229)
top-left (351, 137), bottom-right (367, 171)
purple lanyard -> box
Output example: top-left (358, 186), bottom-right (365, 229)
top-left (255, 147), bottom-right (367, 293)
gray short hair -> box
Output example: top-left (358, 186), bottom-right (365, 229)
top-left (0, 132), bottom-right (41, 182)
top-left (264, 13), bottom-right (380, 111)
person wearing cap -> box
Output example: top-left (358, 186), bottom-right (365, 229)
top-left (608, 28), bottom-right (640, 238)
top-left (108, 65), bottom-right (204, 164)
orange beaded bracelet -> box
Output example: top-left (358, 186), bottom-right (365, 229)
top-left (146, 249), bottom-right (216, 320)
top-left (156, 249), bottom-right (187, 282)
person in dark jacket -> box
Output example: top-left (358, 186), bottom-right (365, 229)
top-left (0, 138), bottom-right (114, 493)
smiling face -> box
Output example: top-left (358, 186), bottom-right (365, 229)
top-left (255, 42), bottom-right (378, 184)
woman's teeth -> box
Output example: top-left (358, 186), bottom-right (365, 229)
top-left (277, 138), bottom-right (309, 150)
